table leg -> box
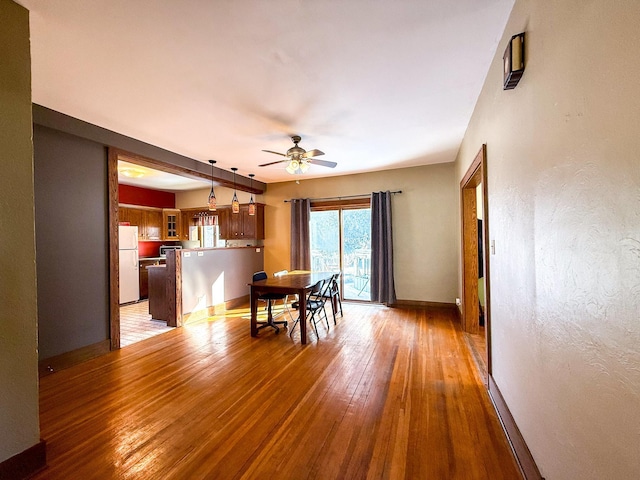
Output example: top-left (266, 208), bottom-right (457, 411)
top-left (299, 288), bottom-right (307, 345)
top-left (250, 286), bottom-right (258, 337)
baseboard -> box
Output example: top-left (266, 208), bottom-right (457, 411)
top-left (38, 339), bottom-right (111, 377)
top-left (488, 375), bottom-right (545, 480)
top-left (0, 440), bottom-right (46, 480)
top-left (393, 299), bottom-right (457, 311)
top-left (182, 295), bottom-right (250, 324)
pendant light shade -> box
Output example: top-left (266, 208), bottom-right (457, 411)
top-left (248, 174), bottom-right (256, 216)
top-left (231, 167), bottom-right (240, 214)
top-left (207, 160), bottom-right (217, 211)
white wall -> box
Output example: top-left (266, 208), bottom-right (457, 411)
top-left (0, 0), bottom-right (41, 462)
top-left (456, 1), bottom-right (640, 478)
top-left (264, 163), bottom-right (458, 304)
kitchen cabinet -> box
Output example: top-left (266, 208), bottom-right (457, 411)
top-left (162, 209), bottom-right (181, 240)
top-left (181, 210), bottom-right (196, 240)
top-left (119, 206), bottom-right (162, 240)
top-left (147, 264), bottom-right (169, 322)
top-left (144, 210), bottom-right (162, 240)
top-left (217, 207), bottom-right (231, 239)
top-left (220, 204), bottom-right (264, 240)
top-left (139, 258), bottom-right (165, 299)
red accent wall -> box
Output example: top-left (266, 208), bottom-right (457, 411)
top-left (119, 184), bottom-right (175, 208)
top-left (138, 242), bottom-right (161, 257)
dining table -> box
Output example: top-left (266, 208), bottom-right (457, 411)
top-left (249, 270), bottom-right (334, 344)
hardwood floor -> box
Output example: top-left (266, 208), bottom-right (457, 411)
top-left (34, 303), bottom-right (521, 479)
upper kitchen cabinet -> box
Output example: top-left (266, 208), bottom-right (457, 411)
top-left (144, 210), bottom-right (162, 240)
top-left (220, 204), bottom-right (264, 240)
top-left (162, 209), bottom-right (181, 240)
top-left (119, 206), bottom-right (162, 240)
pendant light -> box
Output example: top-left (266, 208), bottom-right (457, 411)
top-left (248, 174), bottom-right (256, 216)
top-left (207, 160), bottom-right (217, 211)
top-left (231, 167), bottom-right (240, 214)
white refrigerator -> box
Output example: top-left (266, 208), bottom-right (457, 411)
top-left (119, 225), bottom-right (140, 304)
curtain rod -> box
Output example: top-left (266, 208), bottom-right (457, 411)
top-left (283, 190), bottom-right (402, 203)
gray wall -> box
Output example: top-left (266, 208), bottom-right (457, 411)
top-left (34, 125), bottom-right (109, 359)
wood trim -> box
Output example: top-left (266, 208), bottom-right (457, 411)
top-left (165, 250), bottom-right (182, 327)
top-left (461, 186), bottom-right (479, 333)
top-left (0, 440), bottom-right (46, 480)
top-left (480, 146), bottom-right (492, 373)
top-left (38, 340), bottom-right (111, 377)
top-left (392, 299), bottom-right (457, 311)
top-left (182, 295), bottom-right (251, 324)
top-left (460, 145), bottom-right (491, 368)
top-left (113, 148), bottom-right (263, 194)
top-left (108, 148), bottom-right (120, 350)
top-left (488, 375), bottom-right (545, 480)
top-left (311, 198), bottom-right (371, 210)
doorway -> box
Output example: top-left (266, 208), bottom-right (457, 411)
top-left (460, 145), bottom-right (491, 375)
top-left (309, 200), bottom-right (372, 301)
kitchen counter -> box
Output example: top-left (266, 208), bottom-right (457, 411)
top-left (147, 264), bottom-right (171, 324)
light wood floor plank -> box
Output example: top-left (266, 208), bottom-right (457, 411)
top-left (33, 303), bottom-right (521, 480)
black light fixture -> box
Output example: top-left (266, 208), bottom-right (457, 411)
top-left (207, 160), bottom-right (217, 211)
top-left (248, 174), bottom-right (256, 216)
top-left (503, 32), bottom-right (525, 90)
top-left (231, 167), bottom-right (240, 214)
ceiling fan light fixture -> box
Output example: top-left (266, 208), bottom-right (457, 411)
top-left (207, 160), bottom-right (217, 211)
top-left (286, 159), bottom-right (299, 174)
top-left (231, 167), bottom-right (240, 214)
top-left (260, 135), bottom-right (335, 175)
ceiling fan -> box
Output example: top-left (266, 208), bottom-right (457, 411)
top-left (259, 135), bottom-right (337, 174)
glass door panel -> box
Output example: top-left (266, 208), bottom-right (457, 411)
top-left (309, 207), bottom-right (371, 301)
top-left (310, 210), bottom-right (340, 272)
top-left (342, 208), bottom-right (371, 301)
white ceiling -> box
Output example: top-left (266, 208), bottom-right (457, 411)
top-left (19, 0), bottom-right (514, 186)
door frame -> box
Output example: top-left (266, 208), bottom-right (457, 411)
top-left (460, 144), bottom-right (492, 373)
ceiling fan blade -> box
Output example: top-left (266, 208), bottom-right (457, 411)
top-left (302, 149), bottom-right (324, 158)
top-left (309, 159), bottom-right (337, 168)
top-left (261, 149), bottom-right (287, 157)
top-left (258, 159), bottom-right (288, 167)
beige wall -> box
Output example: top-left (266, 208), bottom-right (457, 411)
top-left (263, 163), bottom-right (458, 303)
top-left (176, 185), bottom-right (264, 209)
top-left (456, 0), bottom-right (640, 478)
top-left (0, 0), bottom-right (40, 462)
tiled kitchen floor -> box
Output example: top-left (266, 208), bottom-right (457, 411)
top-left (120, 300), bottom-right (174, 347)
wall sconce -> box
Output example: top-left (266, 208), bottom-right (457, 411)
top-left (503, 32), bottom-right (525, 90)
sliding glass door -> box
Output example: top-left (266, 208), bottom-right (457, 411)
top-left (309, 206), bottom-right (371, 301)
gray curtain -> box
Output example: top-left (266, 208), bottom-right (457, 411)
top-left (290, 198), bottom-right (311, 271)
top-left (370, 191), bottom-right (396, 305)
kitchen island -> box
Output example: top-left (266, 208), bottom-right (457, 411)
top-left (146, 246), bottom-right (264, 326)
